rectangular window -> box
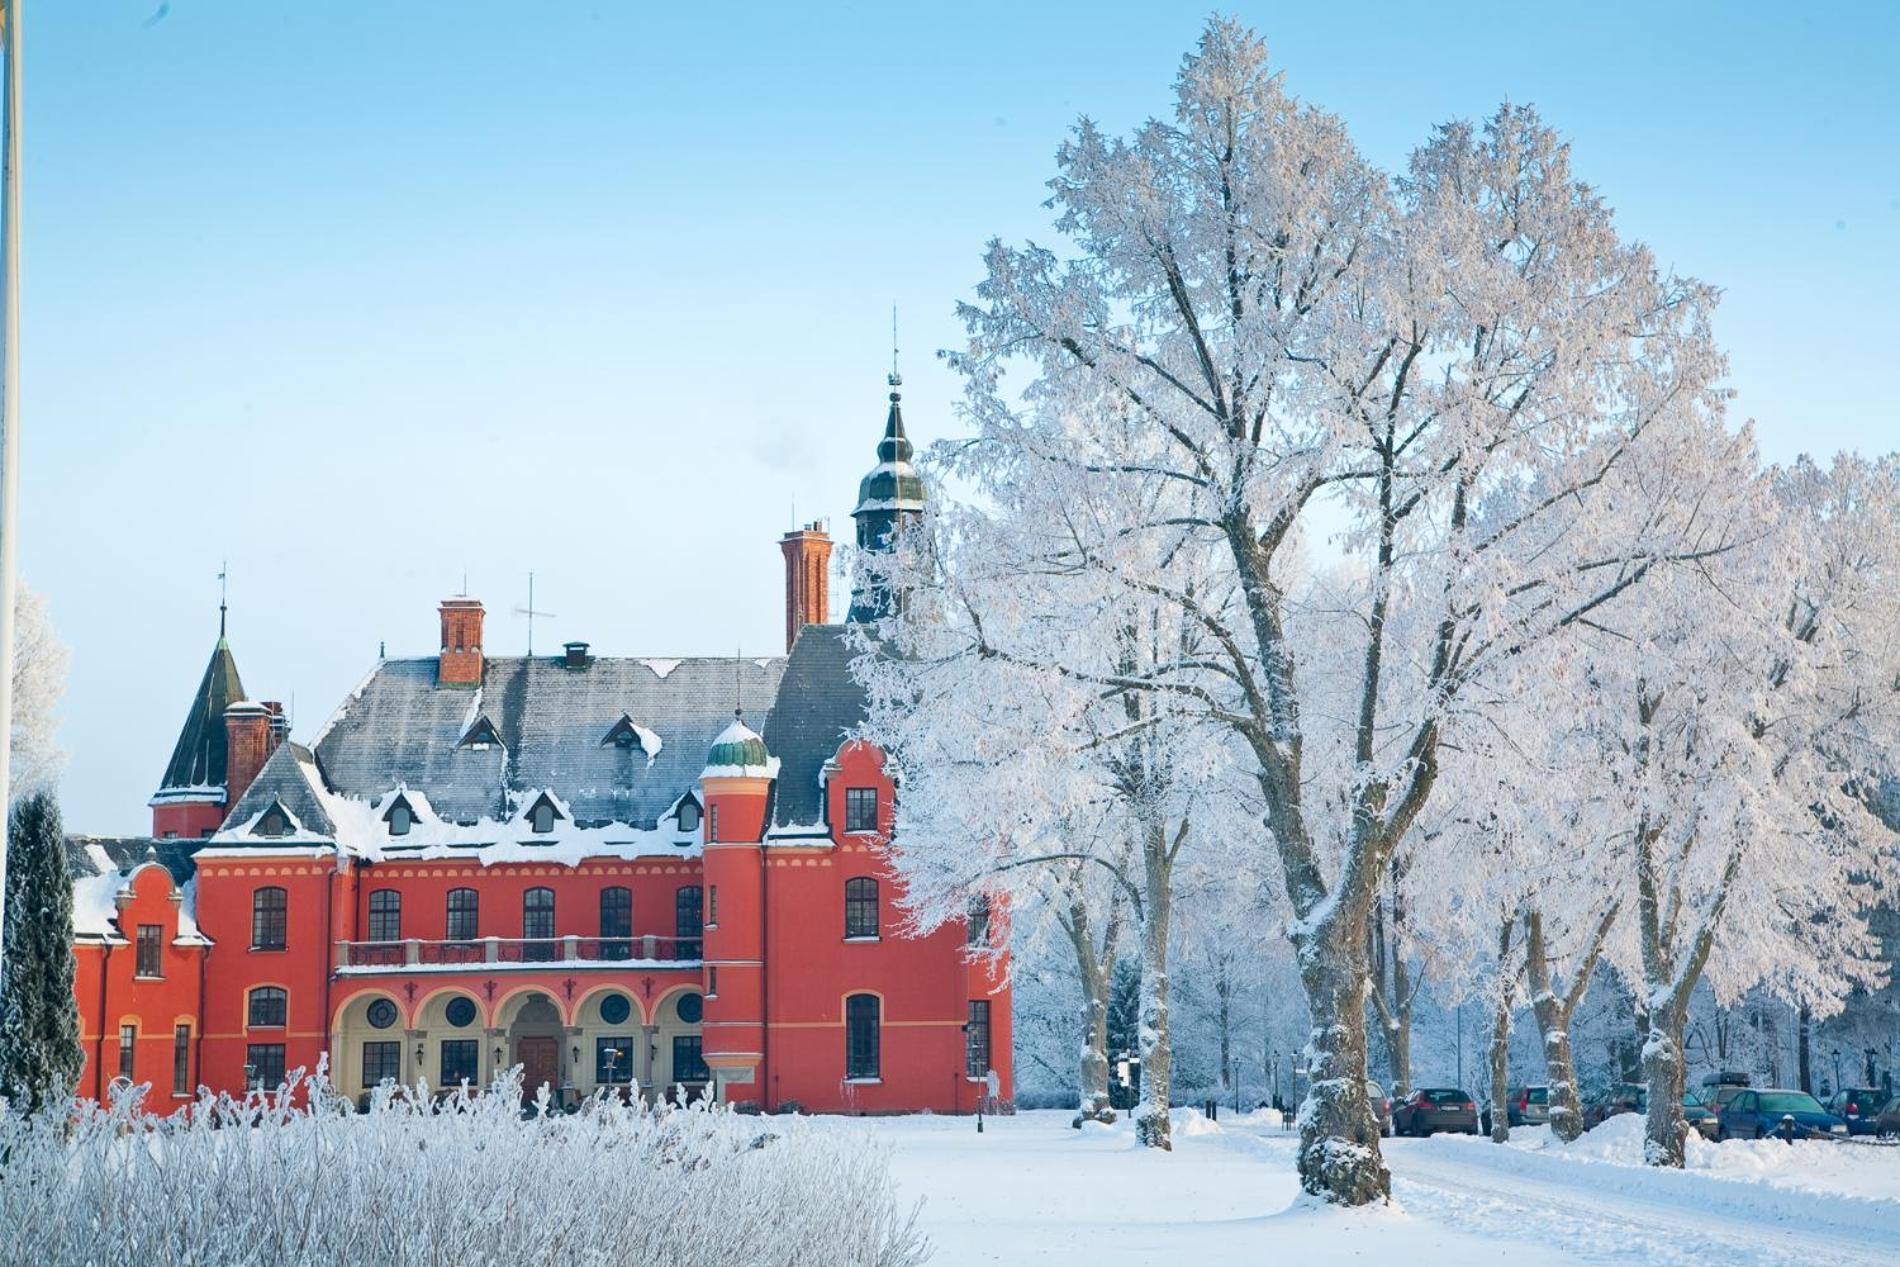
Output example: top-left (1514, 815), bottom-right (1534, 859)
top-left (709, 803), bottom-right (719, 841)
top-left (118, 1024), bottom-right (136, 1081)
top-left (599, 887), bottom-right (633, 960)
top-left (173, 1023), bottom-right (192, 1096)
top-left (361, 1041), bottom-right (403, 1086)
top-left (367, 890), bottom-right (401, 943)
top-left (440, 1039), bottom-right (481, 1087)
top-left (675, 886), bottom-right (703, 959)
top-left (595, 1035), bottom-right (635, 1084)
top-left (844, 877), bottom-right (879, 939)
top-left (708, 966), bottom-right (718, 997)
top-left (446, 888), bottom-right (480, 942)
top-left (966, 1000), bottom-right (991, 1078)
top-left (708, 885), bottom-right (718, 926)
top-left (967, 895), bottom-right (992, 948)
top-left (522, 888), bottom-right (556, 962)
top-left (845, 787), bottom-right (878, 833)
top-left (252, 887), bottom-right (288, 950)
top-left (246, 1043), bottom-right (286, 1089)
top-left (672, 1035), bottom-right (709, 1083)
top-left (845, 995), bottom-right (880, 1080)
top-left (136, 925), bottom-right (164, 978)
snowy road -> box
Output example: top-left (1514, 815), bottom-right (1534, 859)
top-left (816, 1109), bottom-right (1900, 1266)
top-left (1388, 1134), bottom-right (1900, 1267)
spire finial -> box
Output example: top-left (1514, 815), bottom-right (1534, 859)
top-left (218, 559), bottom-right (228, 639)
top-left (735, 645), bottom-right (743, 720)
top-left (889, 304), bottom-right (901, 393)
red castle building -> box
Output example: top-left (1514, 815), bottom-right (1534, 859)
top-left (66, 379), bottom-right (1011, 1114)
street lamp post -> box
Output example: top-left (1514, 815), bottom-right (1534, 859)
top-left (0, 0), bottom-right (26, 1001)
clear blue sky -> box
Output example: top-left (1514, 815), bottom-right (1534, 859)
top-left (26, 2), bottom-right (1898, 832)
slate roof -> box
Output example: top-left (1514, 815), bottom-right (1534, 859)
top-left (312, 655), bottom-right (788, 830)
top-left (65, 835), bottom-right (198, 883)
top-left (154, 638), bottom-right (245, 796)
top-left (224, 741), bottom-right (338, 836)
top-left (762, 625), bottom-right (869, 831)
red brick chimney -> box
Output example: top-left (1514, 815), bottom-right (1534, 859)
top-left (224, 701), bottom-right (272, 806)
top-left (779, 521), bottom-right (833, 651)
top-left (438, 598), bottom-right (485, 686)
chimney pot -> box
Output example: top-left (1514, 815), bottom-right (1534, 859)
top-left (779, 523), bottom-right (835, 652)
top-left (438, 598), bottom-right (485, 686)
top-left (562, 641), bottom-right (590, 669)
top-left (224, 701), bottom-right (272, 807)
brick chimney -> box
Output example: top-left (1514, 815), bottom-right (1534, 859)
top-left (262, 700), bottom-right (289, 755)
top-left (779, 521), bottom-right (833, 651)
top-left (224, 701), bottom-right (272, 806)
top-left (438, 598), bottom-right (485, 686)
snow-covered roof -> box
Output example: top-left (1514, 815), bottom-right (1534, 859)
top-left (311, 655), bottom-right (786, 829)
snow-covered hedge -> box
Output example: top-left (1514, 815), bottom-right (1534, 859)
top-left (0, 1069), bottom-right (926, 1267)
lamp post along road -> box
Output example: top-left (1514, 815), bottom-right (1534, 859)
top-left (0, 0), bottom-right (24, 999)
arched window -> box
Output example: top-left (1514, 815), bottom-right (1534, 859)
top-left (530, 801), bottom-right (555, 834)
top-left (676, 799), bottom-right (701, 834)
top-left (844, 877), bottom-right (879, 940)
top-left (675, 885), bottom-right (703, 959)
top-left (523, 887), bottom-right (556, 961)
top-left (247, 986), bottom-right (288, 1028)
top-left (446, 888), bottom-right (479, 942)
top-left (967, 894), bottom-right (992, 948)
top-left (252, 886), bottom-right (287, 950)
top-left (845, 994), bottom-right (880, 1080)
top-left (600, 886), bottom-right (632, 960)
top-left (367, 889), bottom-right (401, 943)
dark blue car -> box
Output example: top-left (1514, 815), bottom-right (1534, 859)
top-left (1715, 1088), bottom-right (1846, 1141)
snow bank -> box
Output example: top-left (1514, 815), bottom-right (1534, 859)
top-left (0, 1069), bottom-right (925, 1267)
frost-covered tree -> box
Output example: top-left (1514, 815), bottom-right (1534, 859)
top-left (10, 585), bottom-right (68, 804)
top-left (1584, 454), bottom-right (1900, 1165)
top-left (0, 793), bottom-right (82, 1113)
top-left (928, 18), bottom-right (1739, 1203)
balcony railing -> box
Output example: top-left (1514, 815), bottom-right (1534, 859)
top-left (335, 934), bottom-right (701, 970)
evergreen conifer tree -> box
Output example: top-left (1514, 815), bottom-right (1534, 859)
top-left (0, 792), bottom-right (83, 1112)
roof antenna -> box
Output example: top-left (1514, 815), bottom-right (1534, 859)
top-left (514, 571), bottom-right (557, 658)
top-left (735, 645), bottom-right (743, 721)
top-left (217, 559), bottom-right (228, 640)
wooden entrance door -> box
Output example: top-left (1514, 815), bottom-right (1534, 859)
top-left (517, 1036), bottom-right (558, 1101)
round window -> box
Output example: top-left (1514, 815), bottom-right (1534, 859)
top-left (444, 996), bottom-right (478, 1028)
top-left (599, 993), bottom-right (632, 1025)
top-left (366, 998), bottom-right (398, 1030)
top-left (676, 992), bottom-right (703, 1024)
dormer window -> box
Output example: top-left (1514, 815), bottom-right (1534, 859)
top-left (675, 797), bottom-right (701, 834)
top-left (458, 715), bottom-right (503, 751)
top-left (255, 801), bottom-right (292, 838)
top-left (383, 793), bottom-right (416, 837)
top-left (524, 792), bottom-right (563, 836)
top-left (602, 716), bottom-right (645, 752)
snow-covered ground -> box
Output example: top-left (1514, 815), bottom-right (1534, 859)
top-left (810, 1109), bottom-right (1900, 1266)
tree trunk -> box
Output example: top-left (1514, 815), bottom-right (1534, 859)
top-left (1488, 917), bottom-right (1515, 1143)
top-left (1216, 955), bottom-right (1233, 1096)
top-left (1061, 891), bottom-right (1120, 1124)
top-left (1294, 911), bottom-right (1389, 1203)
top-left (1797, 1005), bottom-right (1812, 1095)
top-left (1642, 995), bottom-right (1691, 1166)
top-left (1368, 869), bottom-right (1414, 1097)
top-left (1522, 904), bottom-right (1617, 1144)
top-left (1134, 821), bottom-right (1173, 1150)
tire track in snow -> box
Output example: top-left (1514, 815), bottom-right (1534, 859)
top-left (1387, 1139), bottom-right (1900, 1267)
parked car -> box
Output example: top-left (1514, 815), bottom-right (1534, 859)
top-left (1714, 1088), bottom-right (1846, 1141)
top-left (1506, 1085), bottom-right (1551, 1127)
top-left (1681, 1093), bottom-right (1719, 1139)
top-left (1699, 1070), bottom-right (1751, 1115)
top-left (1392, 1088), bottom-right (1480, 1136)
top-left (1365, 1081), bottom-right (1393, 1136)
top-left (1872, 1096), bottom-right (1900, 1140)
top-left (1582, 1083), bottom-right (1647, 1129)
top-left (1823, 1088), bottom-right (1886, 1136)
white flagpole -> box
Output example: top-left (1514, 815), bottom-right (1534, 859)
top-left (0, 0), bottom-right (24, 989)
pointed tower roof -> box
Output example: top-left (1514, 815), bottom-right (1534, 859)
top-left (152, 636), bottom-right (247, 798)
top-left (851, 372), bottom-right (927, 521)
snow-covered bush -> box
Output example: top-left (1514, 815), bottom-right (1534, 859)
top-left (0, 1068), bottom-right (926, 1267)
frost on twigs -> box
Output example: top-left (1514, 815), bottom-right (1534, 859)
top-left (0, 1068), bottom-right (926, 1267)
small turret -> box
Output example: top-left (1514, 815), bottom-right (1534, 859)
top-left (848, 369), bottom-right (926, 622)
